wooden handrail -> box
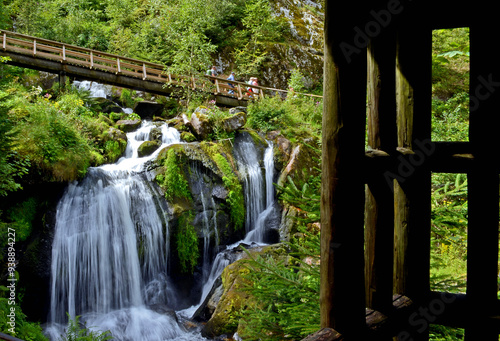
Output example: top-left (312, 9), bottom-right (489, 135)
top-left (0, 29), bottom-right (323, 100)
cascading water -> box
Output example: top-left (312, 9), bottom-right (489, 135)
top-left (244, 141), bottom-right (275, 243)
top-left (46, 120), bottom-right (206, 340)
top-left (182, 138), bottom-right (277, 318)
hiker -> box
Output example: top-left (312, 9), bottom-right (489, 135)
top-left (227, 71), bottom-right (236, 94)
top-left (251, 77), bottom-right (259, 95)
top-left (207, 66), bottom-right (217, 83)
top-left (247, 77), bottom-right (255, 97)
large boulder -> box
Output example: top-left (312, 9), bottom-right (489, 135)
top-left (222, 112), bottom-right (246, 133)
top-left (189, 108), bottom-right (212, 140)
top-left (133, 100), bottom-right (164, 119)
top-left (116, 119), bottom-right (141, 132)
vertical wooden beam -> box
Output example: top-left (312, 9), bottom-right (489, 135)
top-left (321, 0), bottom-right (368, 337)
top-left (365, 26), bottom-right (397, 317)
top-left (2, 33), bottom-right (6, 50)
top-left (465, 21), bottom-right (500, 341)
top-left (142, 63), bottom-right (147, 80)
top-left (393, 3), bottom-right (432, 340)
top-left (62, 45), bottom-right (66, 62)
top-left (90, 51), bottom-right (94, 69)
top-left (33, 39), bottom-right (37, 56)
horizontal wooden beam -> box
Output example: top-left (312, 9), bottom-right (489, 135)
top-left (364, 141), bottom-right (499, 176)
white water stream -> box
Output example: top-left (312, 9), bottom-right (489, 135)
top-left (46, 83), bottom-right (278, 340)
top-left (46, 121), bottom-right (207, 340)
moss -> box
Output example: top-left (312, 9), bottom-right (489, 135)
top-left (212, 153), bottom-right (245, 231)
top-left (137, 140), bottom-right (161, 157)
top-left (159, 148), bottom-right (192, 201)
top-left (180, 131), bottom-right (197, 142)
top-left (176, 211), bottom-right (199, 274)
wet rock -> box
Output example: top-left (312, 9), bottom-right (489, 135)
top-left (228, 106), bottom-right (247, 115)
top-left (116, 119), bottom-right (141, 132)
top-left (138, 140), bottom-right (161, 157)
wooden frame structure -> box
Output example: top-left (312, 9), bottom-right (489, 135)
top-left (319, 1), bottom-right (498, 340)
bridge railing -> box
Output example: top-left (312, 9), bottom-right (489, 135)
top-left (1, 29), bottom-right (322, 101)
top-left (205, 75), bottom-right (323, 101)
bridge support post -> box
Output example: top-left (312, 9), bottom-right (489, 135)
top-left (59, 71), bottom-right (67, 90)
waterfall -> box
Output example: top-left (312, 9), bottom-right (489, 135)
top-left (46, 121), bottom-right (206, 340)
top-left (182, 139), bottom-right (277, 318)
top-left (244, 141), bottom-right (275, 243)
top-left (233, 138), bottom-right (265, 235)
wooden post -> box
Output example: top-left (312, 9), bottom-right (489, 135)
top-left (116, 58), bottom-right (121, 74)
top-left (90, 51), bottom-right (94, 69)
top-left (237, 84), bottom-right (243, 100)
top-left (465, 21), bottom-right (500, 341)
top-left (143, 63), bottom-right (147, 80)
top-left (364, 25), bottom-right (397, 319)
top-left (320, 0), bottom-right (368, 337)
top-left (33, 39), bottom-right (36, 56)
top-left (62, 45), bottom-right (66, 62)
top-left (2, 33), bottom-right (6, 50)
top-left (393, 4), bottom-right (432, 339)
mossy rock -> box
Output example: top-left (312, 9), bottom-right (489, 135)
top-left (201, 244), bottom-right (288, 338)
top-left (180, 131), bottom-right (197, 142)
top-left (137, 140), bottom-right (161, 157)
top-left (116, 119), bottom-right (141, 132)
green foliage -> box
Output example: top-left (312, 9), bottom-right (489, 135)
top-left (430, 173), bottom-right (467, 293)
top-left (176, 211), bottom-right (199, 274)
top-left (212, 153), bottom-right (245, 230)
top-left (288, 69), bottom-right (306, 93)
top-left (58, 314), bottom-right (112, 341)
top-left (0, 295), bottom-right (47, 341)
top-left (6, 197), bottom-right (38, 242)
top-left (160, 148), bottom-right (192, 201)
top-left (207, 105), bottom-right (235, 141)
top-left (246, 94), bottom-right (322, 139)
top-left (239, 228), bottom-right (320, 340)
top-left (0, 91), bottom-right (29, 196)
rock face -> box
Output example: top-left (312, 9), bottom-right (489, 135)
top-left (133, 100), bottom-right (164, 119)
top-left (201, 244), bottom-right (288, 338)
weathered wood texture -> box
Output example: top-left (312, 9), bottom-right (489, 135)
top-left (364, 16), bottom-right (397, 322)
top-left (320, 0), bottom-right (368, 336)
top-left (393, 8), bottom-right (432, 339)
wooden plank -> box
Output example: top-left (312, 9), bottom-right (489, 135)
top-left (393, 3), bottom-right (432, 340)
top-left (364, 20), bottom-right (397, 320)
top-left (320, 0), bottom-right (368, 337)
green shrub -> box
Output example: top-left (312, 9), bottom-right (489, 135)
top-left (239, 227), bottom-right (320, 340)
top-left (0, 295), bottom-right (47, 341)
top-left (58, 314), bottom-right (112, 341)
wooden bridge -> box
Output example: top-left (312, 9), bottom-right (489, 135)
top-left (0, 30), bottom-right (320, 106)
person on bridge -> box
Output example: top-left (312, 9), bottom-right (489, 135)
top-left (207, 66), bottom-right (218, 83)
top-left (227, 71), bottom-right (235, 94)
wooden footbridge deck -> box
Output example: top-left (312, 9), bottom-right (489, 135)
top-left (0, 30), bottom-right (320, 106)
